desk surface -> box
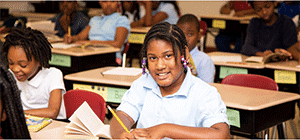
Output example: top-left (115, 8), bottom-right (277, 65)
top-left (212, 83), bottom-right (300, 111)
top-left (64, 67), bottom-right (139, 87)
top-left (52, 45), bottom-right (120, 57)
top-left (131, 27), bottom-right (151, 34)
top-left (265, 60), bottom-right (300, 72)
top-left (208, 52), bottom-right (265, 69)
top-left (11, 12), bottom-right (55, 22)
top-left (30, 120), bottom-right (67, 139)
top-left (199, 14), bottom-right (257, 21)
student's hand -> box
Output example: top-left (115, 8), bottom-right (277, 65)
top-left (74, 40), bottom-right (89, 45)
top-left (262, 50), bottom-right (273, 57)
top-left (274, 48), bottom-right (293, 59)
top-left (119, 131), bottom-right (135, 139)
top-left (60, 14), bottom-right (71, 30)
top-left (130, 124), bottom-right (166, 139)
top-left (63, 34), bottom-right (73, 44)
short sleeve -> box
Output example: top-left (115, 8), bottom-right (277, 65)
top-left (197, 52), bottom-right (215, 83)
top-left (282, 17), bottom-right (298, 49)
top-left (48, 68), bottom-right (66, 95)
top-left (116, 16), bottom-right (131, 33)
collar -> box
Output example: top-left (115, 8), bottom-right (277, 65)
top-left (101, 12), bottom-right (120, 19)
top-left (25, 67), bottom-right (45, 88)
top-left (142, 67), bottom-right (193, 98)
top-left (190, 46), bottom-right (198, 55)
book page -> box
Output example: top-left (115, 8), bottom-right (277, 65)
top-left (68, 115), bottom-right (90, 134)
top-left (73, 102), bottom-right (106, 137)
top-left (102, 67), bottom-right (142, 76)
top-left (96, 125), bottom-right (111, 138)
top-left (245, 56), bottom-right (263, 63)
top-left (51, 43), bottom-right (79, 49)
top-left (65, 122), bottom-right (92, 136)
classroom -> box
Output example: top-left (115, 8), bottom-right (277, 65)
top-left (0, 1), bottom-right (300, 139)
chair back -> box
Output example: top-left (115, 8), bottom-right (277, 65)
top-left (221, 74), bottom-right (279, 91)
top-left (199, 20), bottom-right (207, 35)
top-left (64, 89), bottom-right (106, 122)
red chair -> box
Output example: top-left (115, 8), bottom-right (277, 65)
top-left (64, 89), bottom-right (106, 122)
top-left (221, 74), bottom-right (283, 138)
top-left (221, 74), bottom-right (278, 91)
top-left (199, 20), bottom-right (208, 52)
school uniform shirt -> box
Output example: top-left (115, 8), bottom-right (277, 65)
top-left (13, 67), bottom-right (66, 119)
top-left (241, 13), bottom-right (298, 56)
top-left (190, 46), bottom-right (215, 83)
top-left (88, 13), bottom-right (131, 60)
top-left (152, 2), bottom-right (179, 24)
top-left (278, 2), bottom-right (300, 19)
top-left (51, 11), bottom-right (89, 37)
top-left (117, 67), bottom-right (229, 130)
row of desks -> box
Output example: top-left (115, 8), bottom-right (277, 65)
top-left (32, 66), bottom-right (299, 139)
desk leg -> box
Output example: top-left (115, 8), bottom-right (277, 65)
top-left (277, 124), bottom-right (284, 139)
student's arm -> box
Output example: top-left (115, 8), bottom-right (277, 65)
top-left (220, 1), bottom-right (234, 15)
top-left (233, 9), bottom-right (256, 17)
top-left (143, 2), bottom-right (168, 27)
top-left (110, 111), bottom-right (135, 139)
top-left (24, 89), bottom-right (62, 119)
top-left (130, 123), bottom-right (230, 139)
top-left (130, 17), bottom-right (145, 27)
top-left (74, 27), bottom-right (129, 49)
top-left (59, 13), bottom-right (71, 34)
top-left (63, 25), bottom-right (90, 43)
top-left (241, 19), bottom-right (260, 56)
top-left (287, 42), bottom-right (300, 63)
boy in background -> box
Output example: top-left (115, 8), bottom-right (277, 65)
top-left (241, 1), bottom-right (298, 58)
top-left (215, 1), bottom-right (255, 53)
top-left (51, 1), bottom-right (89, 37)
top-left (177, 14), bottom-right (215, 83)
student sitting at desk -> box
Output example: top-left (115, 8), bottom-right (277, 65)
top-left (64, 1), bottom-right (130, 65)
top-left (110, 22), bottom-right (230, 139)
top-left (121, 1), bottom-right (145, 27)
top-left (177, 14), bottom-right (215, 83)
top-left (215, 1), bottom-right (255, 53)
top-left (0, 27), bottom-right (66, 120)
top-left (131, 1), bottom-right (180, 27)
top-left (241, 1), bottom-right (298, 58)
top-left (50, 1), bottom-right (89, 38)
top-left (0, 64), bottom-right (30, 138)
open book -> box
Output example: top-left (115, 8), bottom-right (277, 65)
top-left (245, 53), bottom-right (291, 64)
top-left (25, 114), bottom-right (52, 132)
top-left (64, 101), bottom-right (111, 139)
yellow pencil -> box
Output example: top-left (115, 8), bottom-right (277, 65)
top-left (107, 105), bottom-right (130, 133)
top-left (68, 26), bottom-right (71, 37)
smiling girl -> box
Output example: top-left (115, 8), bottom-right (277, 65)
top-left (1, 27), bottom-right (66, 120)
top-left (110, 22), bottom-right (230, 139)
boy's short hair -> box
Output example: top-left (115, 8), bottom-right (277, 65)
top-left (177, 14), bottom-right (200, 32)
top-left (248, 1), bottom-right (275, 9)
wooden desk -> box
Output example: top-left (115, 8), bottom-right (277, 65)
top-left (212, 83), bottom-right (300, 138)
top-left (264, 60), bottom-right (300, 94)
top-left (64, 67), bottom-right (141, 104)
top-left (200, 14), bottom-right (256, 50)
top-left (207, 52), bottom-right (265, 82)
top-left (50, 45), bottom-right (120, 75)
top-left (30, 120), bottom-right (68, 139)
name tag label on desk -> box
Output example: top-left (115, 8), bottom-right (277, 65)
top-left (49, 54), bottom-right (71, 67)
top-left (274, 70), bottom-right (296, 84)
top-left (73, 83), bottom-right (127, 103)
top-left (219, 66), bottom-right (248, 79)
top-left (226, 108), bottom-right (240, 128)
top-left (128, 33), bottom-right (146, 44)
top-left (212, 19), bottom-right (226, 29)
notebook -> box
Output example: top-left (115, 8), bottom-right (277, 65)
top-left (25, 114), bottom-right (52, 132)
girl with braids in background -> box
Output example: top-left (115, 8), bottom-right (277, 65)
top-left (0, 63), bottom-right (30, 139)
top-left (0, 27), bottom-right (66, 120)
top-left (110, 22), bottom-right (230, 139)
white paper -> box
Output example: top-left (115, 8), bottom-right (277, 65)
top-left (210, 55), bottom-right (242, 62)
top-left (103, 67), bottom-right (142, 76)
top-left (51, 43), bottom-right (78, 49)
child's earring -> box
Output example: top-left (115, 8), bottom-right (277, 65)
top-left (142, 57), bottom-right (147, 75)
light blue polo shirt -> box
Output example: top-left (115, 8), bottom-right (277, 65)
top-left (152, 2), bottom-right (179, 24)
top-left (88, 13), bottom-right (130, 59)
top-left (117, 67), bottom-right (228, 129)
top-left (190, 46), bottom-right (215, 83)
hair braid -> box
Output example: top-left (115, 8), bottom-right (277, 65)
top-left (0, 64), bottom-right (30, 138)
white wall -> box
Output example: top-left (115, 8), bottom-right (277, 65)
top-left (0, 1), bottom-right (35, 14)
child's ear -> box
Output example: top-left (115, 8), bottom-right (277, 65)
top-left (1, 110), bottom-right (7, 122)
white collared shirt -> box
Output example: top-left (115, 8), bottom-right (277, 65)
top-left (14, 67), bottom-right (66, 119)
